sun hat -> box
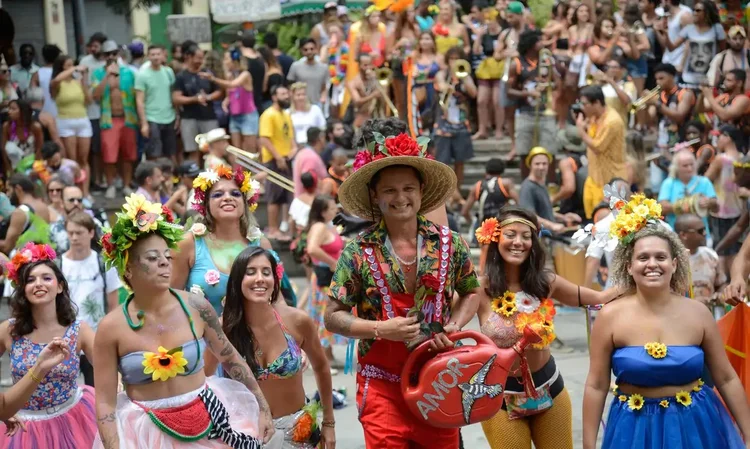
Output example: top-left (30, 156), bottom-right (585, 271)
top-left (524, 147), bottom-right (553, 168)
top-left (338, 132), bottom-right (457, 221)
top-left (204, 128), bottom-right (231, 144)
top-left (557, 126), bottom-right (586, 153)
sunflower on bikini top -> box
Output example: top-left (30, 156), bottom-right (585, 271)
top-left (490, 291), bottom-right (557, 349)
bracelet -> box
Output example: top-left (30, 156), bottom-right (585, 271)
top-left (322, 420), bottom-right (335, 428)
top-left (577, 285), bottom-right (582, 308)
top-left (28, 368), bottom-right (42, 383)
top-left (374, 321), bottom-right (380, 339)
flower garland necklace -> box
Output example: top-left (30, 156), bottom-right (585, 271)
top-left (490, 290), bottom-right (557, 349)
top-left (328, 43), bottom-right (348, 87)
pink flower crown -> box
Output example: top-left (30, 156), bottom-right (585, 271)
top-left (191, 165), bottom-right (261, 216)
top-left (5, 243), bottom-right (57, 286)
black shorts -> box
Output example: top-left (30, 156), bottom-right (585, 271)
top-left (90, 119), bottom-right (101, 154)
top-left (265, 158), bottom-right (293, 205)
top-left (710, 215), bottom-right (743, 256)
top-left (144, 121), bottom-right (178, 158)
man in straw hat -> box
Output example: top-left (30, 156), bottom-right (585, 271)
top-left (325, 118), bottom-right (480, 448)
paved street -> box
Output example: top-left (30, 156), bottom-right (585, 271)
top-left (0, 285), bottom-right (605, 448)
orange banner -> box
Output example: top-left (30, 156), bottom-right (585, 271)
top-left (717, 303), bottom-right (750, 400)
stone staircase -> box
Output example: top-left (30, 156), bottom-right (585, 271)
top-left (461, 137), bottom-right (519, 196)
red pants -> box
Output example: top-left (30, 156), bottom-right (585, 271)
top-left (357, 375), bottom-right (460, 449)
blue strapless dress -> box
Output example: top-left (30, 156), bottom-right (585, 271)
top-left (603, 345), bottom-right (744, 449)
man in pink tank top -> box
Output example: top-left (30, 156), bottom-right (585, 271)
top-left (325, 118), bottom-right (480, 449)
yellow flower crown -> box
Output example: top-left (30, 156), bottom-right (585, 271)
top-left (733, 161), bottom-right (750, 169)
top-left (191, 166), bottom-right (261, 215)
top-left (609, 193), bottom-right (663, 245)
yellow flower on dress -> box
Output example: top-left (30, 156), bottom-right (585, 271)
top-left (491, 297), bottom-right (505, 315)
top-left (675, 391), bottom-right (692, 407)
top-left (693, 379), bottom-right (704, 392)
top-left (501, 291), bottom-right (516, 304)
top-left (500, 300), bottom-right (517, 317)
top-left (645, 342), bottom-right (668, 359)
top-left (514, 312), bottom-right (533, 331)
top-left (123, 194), bottom-right (162, 224)
top-left (659, 400), bottom-right (669, 408)
top-left (142, 346), bottom-right (189, 382)
top-left (618, 395), bottom-right (627, 402)
top-left (627, 394), bottom-right (645, 411)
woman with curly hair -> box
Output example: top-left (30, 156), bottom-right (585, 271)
top-left (474, 205), bottom-right (620, 449)
top-left (582, 193), bottom-right (750, 449)
top-left (0, 243), bottom-right (97, 448)
top-left (223, 246), bottom-right (335, 449)
top-left (93, 194), bottom-right (274, 448)
top-left (171, 167), bottom-right (296, 375)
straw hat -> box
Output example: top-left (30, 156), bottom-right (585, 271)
top-left (338, 133), bottom-right (457, 221)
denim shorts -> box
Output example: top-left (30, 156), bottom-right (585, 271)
top-left (627, 56), bottom-right (648, 79)
top-left (229, 112), bottom-right (259, 136)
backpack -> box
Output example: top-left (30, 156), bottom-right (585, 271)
top-left (475, 177), bottom-right (510, 222)
top-left (55, 251), bottom-right (109, 313)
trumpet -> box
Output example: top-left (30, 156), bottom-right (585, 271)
top-left (630, 86), bottom-right (661, 112)
top-left (371, 67), bottom-right (399, 117)
top-left (439, 59), bottom-right (471, 115)
top-left (539, 49), bottom-right (555, 117)
top-left (500, 39), bottom-right (515, 83)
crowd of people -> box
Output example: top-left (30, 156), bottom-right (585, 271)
top-left (0, 0), bottom-right (747, 447)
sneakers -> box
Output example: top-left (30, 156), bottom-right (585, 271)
top-left (105, 185), bottom-right (116, 199)
top-left (122, 186), bottom-right (134, 196)
top-left (279, 221), bottom-right (289, 233)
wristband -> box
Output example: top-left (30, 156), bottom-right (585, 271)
top-left (374, 321), bottom-right (380, 339)
top-left (322, 420), bottom-right (335, 428)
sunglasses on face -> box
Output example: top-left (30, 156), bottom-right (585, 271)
top-left (687, 227), bottom-right (706, 235)
top-left (66, 197), bottom-right (83, 204)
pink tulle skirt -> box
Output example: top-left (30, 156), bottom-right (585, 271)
top-left (0, 385), bottom-right (97, 449)
top-left (93, 376), bottom-right (260, 449)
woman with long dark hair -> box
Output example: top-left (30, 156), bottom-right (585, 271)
top-left (223, 246), bottom-right (335, 449)
top-left (305, 195), bottom-right (347, 370)
top-left (474, 206), bottom-right (620, 449)
top-left (658, 0), bottom-right (724, 87)
top-left (260, 47), bottom-right (285, 110)
top-left (567, 3), bottom-right (594, 88)
top-left (1, 99), bottom-right (43, 174)
top-left (0, 243), bottom-right (97, 448)
top-left (387, 6), bottom-right (421, 120)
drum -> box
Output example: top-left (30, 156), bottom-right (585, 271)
top-left (553, 243), bottom-right (589, 287)
top-left (401, 328), bottom-right (541, 428)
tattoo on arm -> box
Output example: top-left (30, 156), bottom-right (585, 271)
top-left (324, 301), bottom-right (355, 335)
top-left (223, 358), bottom-right (270, 413)
top-left (190, 294), bottom-right (234, 358)
top-left (97, 412), bottom-right (116, 424)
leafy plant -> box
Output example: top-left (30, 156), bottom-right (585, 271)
top-left (528, 0), bottom-right (556, 28)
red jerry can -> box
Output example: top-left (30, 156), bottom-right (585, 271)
top-left (400, 327), bottom-right (540, 428)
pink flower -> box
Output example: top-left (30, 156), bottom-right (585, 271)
top-left (352, 150), bottom-right (373, 172)
top-left (204, 270), bottom-right (221, 286)
top-left (276, 263), bottom-right (285, 280)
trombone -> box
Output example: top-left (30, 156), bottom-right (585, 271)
top-left (532, 49), bottom-right (556, 145)
top-left (439, 59), bottom-right (471, 115)
top-left (372, 67), bottom-right (399, 117)
top-left (630, 86), bottom-right (661, 112)
top-left (195, 133), bottom-right (295, 193)
top-left (500, 39), bottom-right (515, 83)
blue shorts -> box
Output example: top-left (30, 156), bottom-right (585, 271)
top-left (229, 112), bottom-right (259, 136)
top-left (626, 56), bottom-right (648, 79)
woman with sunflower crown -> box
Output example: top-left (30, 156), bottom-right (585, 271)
top-left (582, 190), bottom-right (750, 449)
top-left (171, 165), bottom-right (296, 376)
top-left (0, 242), bottom-right (97, 448)
top-left (93, 193), bottom-right (274, 448)
top-left (474, 206), bottom-right (621, 449)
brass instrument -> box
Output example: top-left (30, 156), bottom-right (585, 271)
top-left (674, 194), bottom-right (709, 218)
top-left (500, 39), bottom-right (515, 83)
top-left (629, 21), bottom-right (646, 35)
top-left (370, 67), bottom-right (399, 117)
top-left (630, 86), bottom-right (661, 112)
top-left (439, 59), bottom-right (471, 115)
top-left (532, 49), bottom-right (556, 146)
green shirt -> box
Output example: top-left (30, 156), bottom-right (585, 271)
top-left (92, 65), bottom-right (138, 129)
top-left (135, 65), bottom-right (176, 125)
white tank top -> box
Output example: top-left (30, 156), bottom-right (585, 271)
top-left (38, 67), bottom-right (58, 118)
top-left (662, 5), bottom-right (692, 68)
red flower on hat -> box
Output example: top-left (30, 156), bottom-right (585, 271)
top-left (101, 233), bottom-right (116, 255)
top-left (352, 150), bottom-right (373, 172)
top-left (384, 133), bottom-right (421, 157)
top-left (161, 205), bottom-right (174, 223)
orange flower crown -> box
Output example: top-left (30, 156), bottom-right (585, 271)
top-left (5, 243), bottom-right (57, 287)
top-left (475, 217), bottom-right (538, 244)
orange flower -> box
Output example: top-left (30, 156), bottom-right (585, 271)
top-left (216, 165), bottom-right (233, 179)
top-left (536, 299), bottom-right (557, 321)
top-left (614, 200), bottom-right (625, 210)
top-left (292, 411), bottom-right (314, 442)
top-left (475, 218), bottom-right (500, 244)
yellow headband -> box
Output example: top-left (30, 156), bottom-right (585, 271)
top-left (733, 161), bottom-right (750, 169)
top-left (499, 217), bottom-right (538, 231)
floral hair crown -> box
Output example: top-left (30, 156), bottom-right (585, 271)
top-left (100, 194), bottom-right (184, 275)
top-left (572, 183), bottom-right (663, 253)
top-left (192, 166), bottom-right (261, 215)
top-left (352, 132), bottom-right (431, 173)
top-left (475, 217), bottom-right (538, 244)
top-left (733, 161), bottom-right (750, 169)
top-left (4, 243), bottom-right (57, 287)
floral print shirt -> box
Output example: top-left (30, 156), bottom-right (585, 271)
top-left (329, 215), bottom-right (479, 358)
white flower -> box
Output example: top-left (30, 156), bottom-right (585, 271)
top-left (201, 170), bottom-right (220, 185)
top-left (247, 226), bottom-right (263, 241)
top-left (191, 223), bottom-right (207, 236)
top-left (249, 179), bottom-right (261, 194)
top-left (190, 284), bottom-right (204, 296)
top-left (515, 292), bottom-right (540, 314)
top-left (572, 224), bottom-right (594, 244)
